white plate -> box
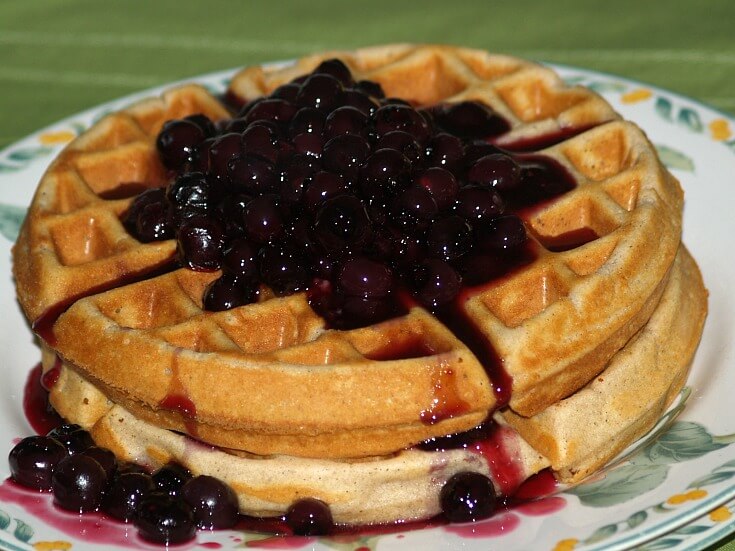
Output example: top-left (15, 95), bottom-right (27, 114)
top-left (0, 63), bottom-right (734, 551)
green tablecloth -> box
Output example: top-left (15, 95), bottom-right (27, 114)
top-left (1, 0), bottom-right (733, 150)
top-left (1, 1), bottom-right (733, 549)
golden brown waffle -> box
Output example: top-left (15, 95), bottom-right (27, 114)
top-left (14, 45), bottom-right (685, 463)
top-left (13, 85), bottom-right (230, 322)
top-left (42, 245), bottom-right (705, 524)
top-left (500, 246), bottom-right (707, 483)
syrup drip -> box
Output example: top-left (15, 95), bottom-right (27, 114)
top-left (417, 419), bottom-right (524, 494)
top-left (22, 363), bottom-right (63, 435)
top-left (32, 254), bottom-right (178, 347)
top-left (472, 424), bottom-right (525, 495)
top-left (433, 298), bottom-right (514, 408)
top-left (419, 366), bottom-right (470, 425)
top-left (159, 349), bottom-right (199, 437)
top-left (40, 355), bottom-right (62, 391)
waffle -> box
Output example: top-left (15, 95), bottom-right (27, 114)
top-left (41, 245), bottom-right (705, 524)
top-left (12, 44), bottom-right (703, 520)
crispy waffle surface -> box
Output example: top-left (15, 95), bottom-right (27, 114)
top-left (43, 246), bottom-right (706, 523)
top-left (13, 44), bottom-right (699, 480)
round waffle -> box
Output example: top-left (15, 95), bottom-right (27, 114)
top-left (42, 246), bottom-right (705, 524)
top-left (12, 45), bottom-right (687, 465)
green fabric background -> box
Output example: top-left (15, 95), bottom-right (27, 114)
top-left (1, 1), bottom-right (734, 548)
top-left (1, 0), bottom-right (734, 150)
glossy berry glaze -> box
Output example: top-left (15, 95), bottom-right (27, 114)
top-left (119, 59), bottom-right (579, 406)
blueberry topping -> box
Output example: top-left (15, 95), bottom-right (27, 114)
top-left (127, 58), bottom-right (576, 326)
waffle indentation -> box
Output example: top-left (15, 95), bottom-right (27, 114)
top-left (561, 124), bottom-right (633, 182)
top-left (153, 318), bottom-right (241, 352)
top-left (94, 274), bottom-right (204, 329)
top-left (49, 211), bottom-right (127, 266)
top-left (214, 296), bottom-right (324, 355)
top-left (530, 193), bottom-right (625, 253)
top-left (480, 266), bottom-right (572, 328)
top-left (495, 71), bottom-right (590, 123)
top-left (48, 171), bottom-right (99, 214)
top-left (71, 143), bottom-right (166, 196)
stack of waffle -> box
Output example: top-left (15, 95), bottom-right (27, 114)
top-left (13, 45), bottom-right (707, 524)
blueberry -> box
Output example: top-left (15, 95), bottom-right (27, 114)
top-left (157, 119), bottom-right (206, 171)
top-left (243, 98), bottom-right (298, 125)
top-left (51, 454), bottom-right (108, 512)
top-left (322, 134), bottom-right (371, 177)
top-left (467, 153), bottom-right (521, 192)
top-left (296, 74), bottom-right (343, 111)
top-left (152, 463), bottom-right (192, 497)
top-left (313, 59), bottom-right (354, 87)
top-left (243, 194), bottom-right (286, 244)
top-left (259, 241), bottom-right (309, 295)
top-left (313, 195), bottom-right (371, 251)
top-left (47, 424), bottom-right (94, 455)
top-left (425, 133), bottom-right (464, 170)
top-left (285, 498), bottom-right (333, 536)
top-left (410, 259), bottom-right (462, 309)
top-left (433, 101), bottom-right (509, 139)
top-left (135, 492), bottom-right (196, 544)
top-left (177, 214), bottom-right (226, 270)
top-left (414, 167), bottom-right (459, 210)
top-left (203, 274), bottom-right (253, 312)
top-left (440, 472), bottom-right (496, 522)
top-left (181, 475), bottom-right (239, 529)
top-left (426, 215), bottom-right (474, 262)
top-left (9, 436), bottom-right (67, 490)
top-left (81, 446), bottom-right (117, 479)
top-left (454, 186), bottom-right (505, 224)
top-left (102, 471), bottom-right (155, 521)
top-left (323, 106), bottom-right (369, 139)
top-left (337, 256), bottom-right (393, 298)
